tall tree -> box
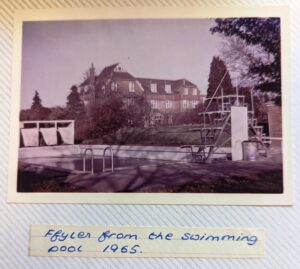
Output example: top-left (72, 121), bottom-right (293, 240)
top-left (66, 85), bottom-right (85, 120)
top-left (210, 18), bottom-right (281, 94)
top-left (29, 91), bottom-right (49, 120)
top-left (220, 36), bottom-right (272, 89)
top-left (207, 56), bottom-right (234, 98)
top-left (31, 90), bottom-right (43, 110)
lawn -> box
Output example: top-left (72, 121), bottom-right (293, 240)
top-left (83, 125), bottom-right (206, 146)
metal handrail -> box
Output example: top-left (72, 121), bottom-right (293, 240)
top-left (83, 148), bottom-right (94, 174)
top-left (103, 145), bottom-right (114, 172)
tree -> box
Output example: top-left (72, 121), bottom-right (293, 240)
top-left (66, 85), bottom-right (85, 120)
top-left (29, 91), bottom-right (50, 120)
top-left (20, 109), bottom-right (31, 121)
top-left (48, 106), bottom-right (67, 120)
top-left (87, 92), bottom-right (127, 138)
top-left (31, 90), bottom-right (43, 110)
top-left (210, 18), bottom-right (281, 93)
top-left (125, 96), bottom-right (151, 127)
top-left (207, 56), bottom-right (234, 98)
top-left (220, 36), bottom-right (273, 89)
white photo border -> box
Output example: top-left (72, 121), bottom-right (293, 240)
top-left (7, 6), bottom-right (292, 205)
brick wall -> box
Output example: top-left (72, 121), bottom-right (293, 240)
top-left (266, 103), bottom-right (282, 147)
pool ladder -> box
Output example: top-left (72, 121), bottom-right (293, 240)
top-left (83, 146), bottom-right (114, 174)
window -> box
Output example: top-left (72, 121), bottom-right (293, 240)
top-left (192, 88), bottom-right (197, 95)
top-left (150, 83), bottom-right (157, 93)
top-left (115, 65), bottom-right (124, 72)
top-left (166, 100), bottom-right (172, 109)
top-left (129, 81), bottom-right (135, 92)
top-left (165, 84), bottom-right (171, 94)
top-left (126, 98), bottom-right (134, 106)
top-left (111, 82), bottom-right (117, 91)
top-left (182, 100), bottom-right (188, 109)
top-left (191, 100), bottom-right (198, 108)
top-left (184, 88), bottom-right (189, 95)
top-left (150, 100), bottom-right (158, 109)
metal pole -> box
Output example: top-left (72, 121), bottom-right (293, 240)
top-left (221, 87), bottom-right (224, 112)
top-left (250, 87), bottom-right (255, 120)
top-left (204, 71), bottom-right (228, 115)
top-left (235, 76), bottom-right (239, 106)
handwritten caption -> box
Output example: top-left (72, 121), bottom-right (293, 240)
top-left (30, 225), bottom-right (264, 258)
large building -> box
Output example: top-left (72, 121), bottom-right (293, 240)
top-left (79, 63), bottom-right (205, 125)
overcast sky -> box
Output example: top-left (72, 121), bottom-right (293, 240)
top-left (21, 19), bottom-right (223, 109)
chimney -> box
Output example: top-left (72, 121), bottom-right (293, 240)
top-left (89, 63), bottom-right (95, 86)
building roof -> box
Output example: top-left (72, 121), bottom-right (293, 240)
top-left (137, 77), bottom-right (198, 94)
top-left (80, 63), bottom-right (137, 88)
top-left (80, 63), bottom-right (200, 95)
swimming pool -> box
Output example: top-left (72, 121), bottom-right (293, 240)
top-left (20, 155), bottom-right (172, 173)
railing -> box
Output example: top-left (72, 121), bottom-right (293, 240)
top-left (103, 145), bottom-right (114, 172)
top-left (83, 148), bottom-right (94, 174)
top-left (82, 146), bottom-right (114, 174)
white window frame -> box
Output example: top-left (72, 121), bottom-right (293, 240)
top-left (150, 83), bottom-right (157, 93)
top-left (192, 88), bottom-right (197, 95)
top-left (191, 100), bottom-right (198, 108)
top-left (126, 98), bottom-right (134, 106)
top-left (182, 100), bottom-right (188, 109)
top-left (129, 81), bottom-right (135, 92)
top-left (150, 100), bottom-right (158, 109)
top-left (111, 82), bottom-right (117, 91)
top-left (184, 87), bottom-right (189, 95)
top-left (166, 100), bottom-right (172, 109)
top-left (165, 84), bottom-right (171, 94)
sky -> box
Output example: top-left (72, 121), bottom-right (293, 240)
top-left (21, 19), bottom-right (223, 109)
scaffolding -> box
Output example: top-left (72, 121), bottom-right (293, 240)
top-left (181, 71), bottom-right (268, 163)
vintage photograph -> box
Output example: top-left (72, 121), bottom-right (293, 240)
top-left (16, 16), bottom-right (284, 195)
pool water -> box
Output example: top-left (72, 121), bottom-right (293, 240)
top-left (20, 156), bottom-right (170, 173)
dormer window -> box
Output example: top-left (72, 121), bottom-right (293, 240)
top-left (192, 88), bottom-right (197, 95)
top-left (150, 83), bottom-right (157, 93)
top-left (184, 88), bottom-right (189, 95)
top-left (115, 65), bottom-right (125, 72)
top-left (165, 84), bottom-right (171, 94)
top-left (129, 81), bottom-right (135, 92)
top-left (111, 82), bottom-right (117, 91)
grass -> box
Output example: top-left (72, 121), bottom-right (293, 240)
top-left (83, 125), bottom-right (210, 146)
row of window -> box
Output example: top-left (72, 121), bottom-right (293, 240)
top-left (150, 84), bottom-right (197, 95)
top-left (150, 100), bottom-right (199, 109)
top-left (184, 87), bottom-right (198, 96)
top-left (111, 81), bottom-right (135, 92)
top-left (111, 81), bottom-right (197, 95)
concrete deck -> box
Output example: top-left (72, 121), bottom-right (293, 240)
top-left (62, 153), bottom-right (282, 193)
top-left (18, 146), bottom-right (283, 193)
